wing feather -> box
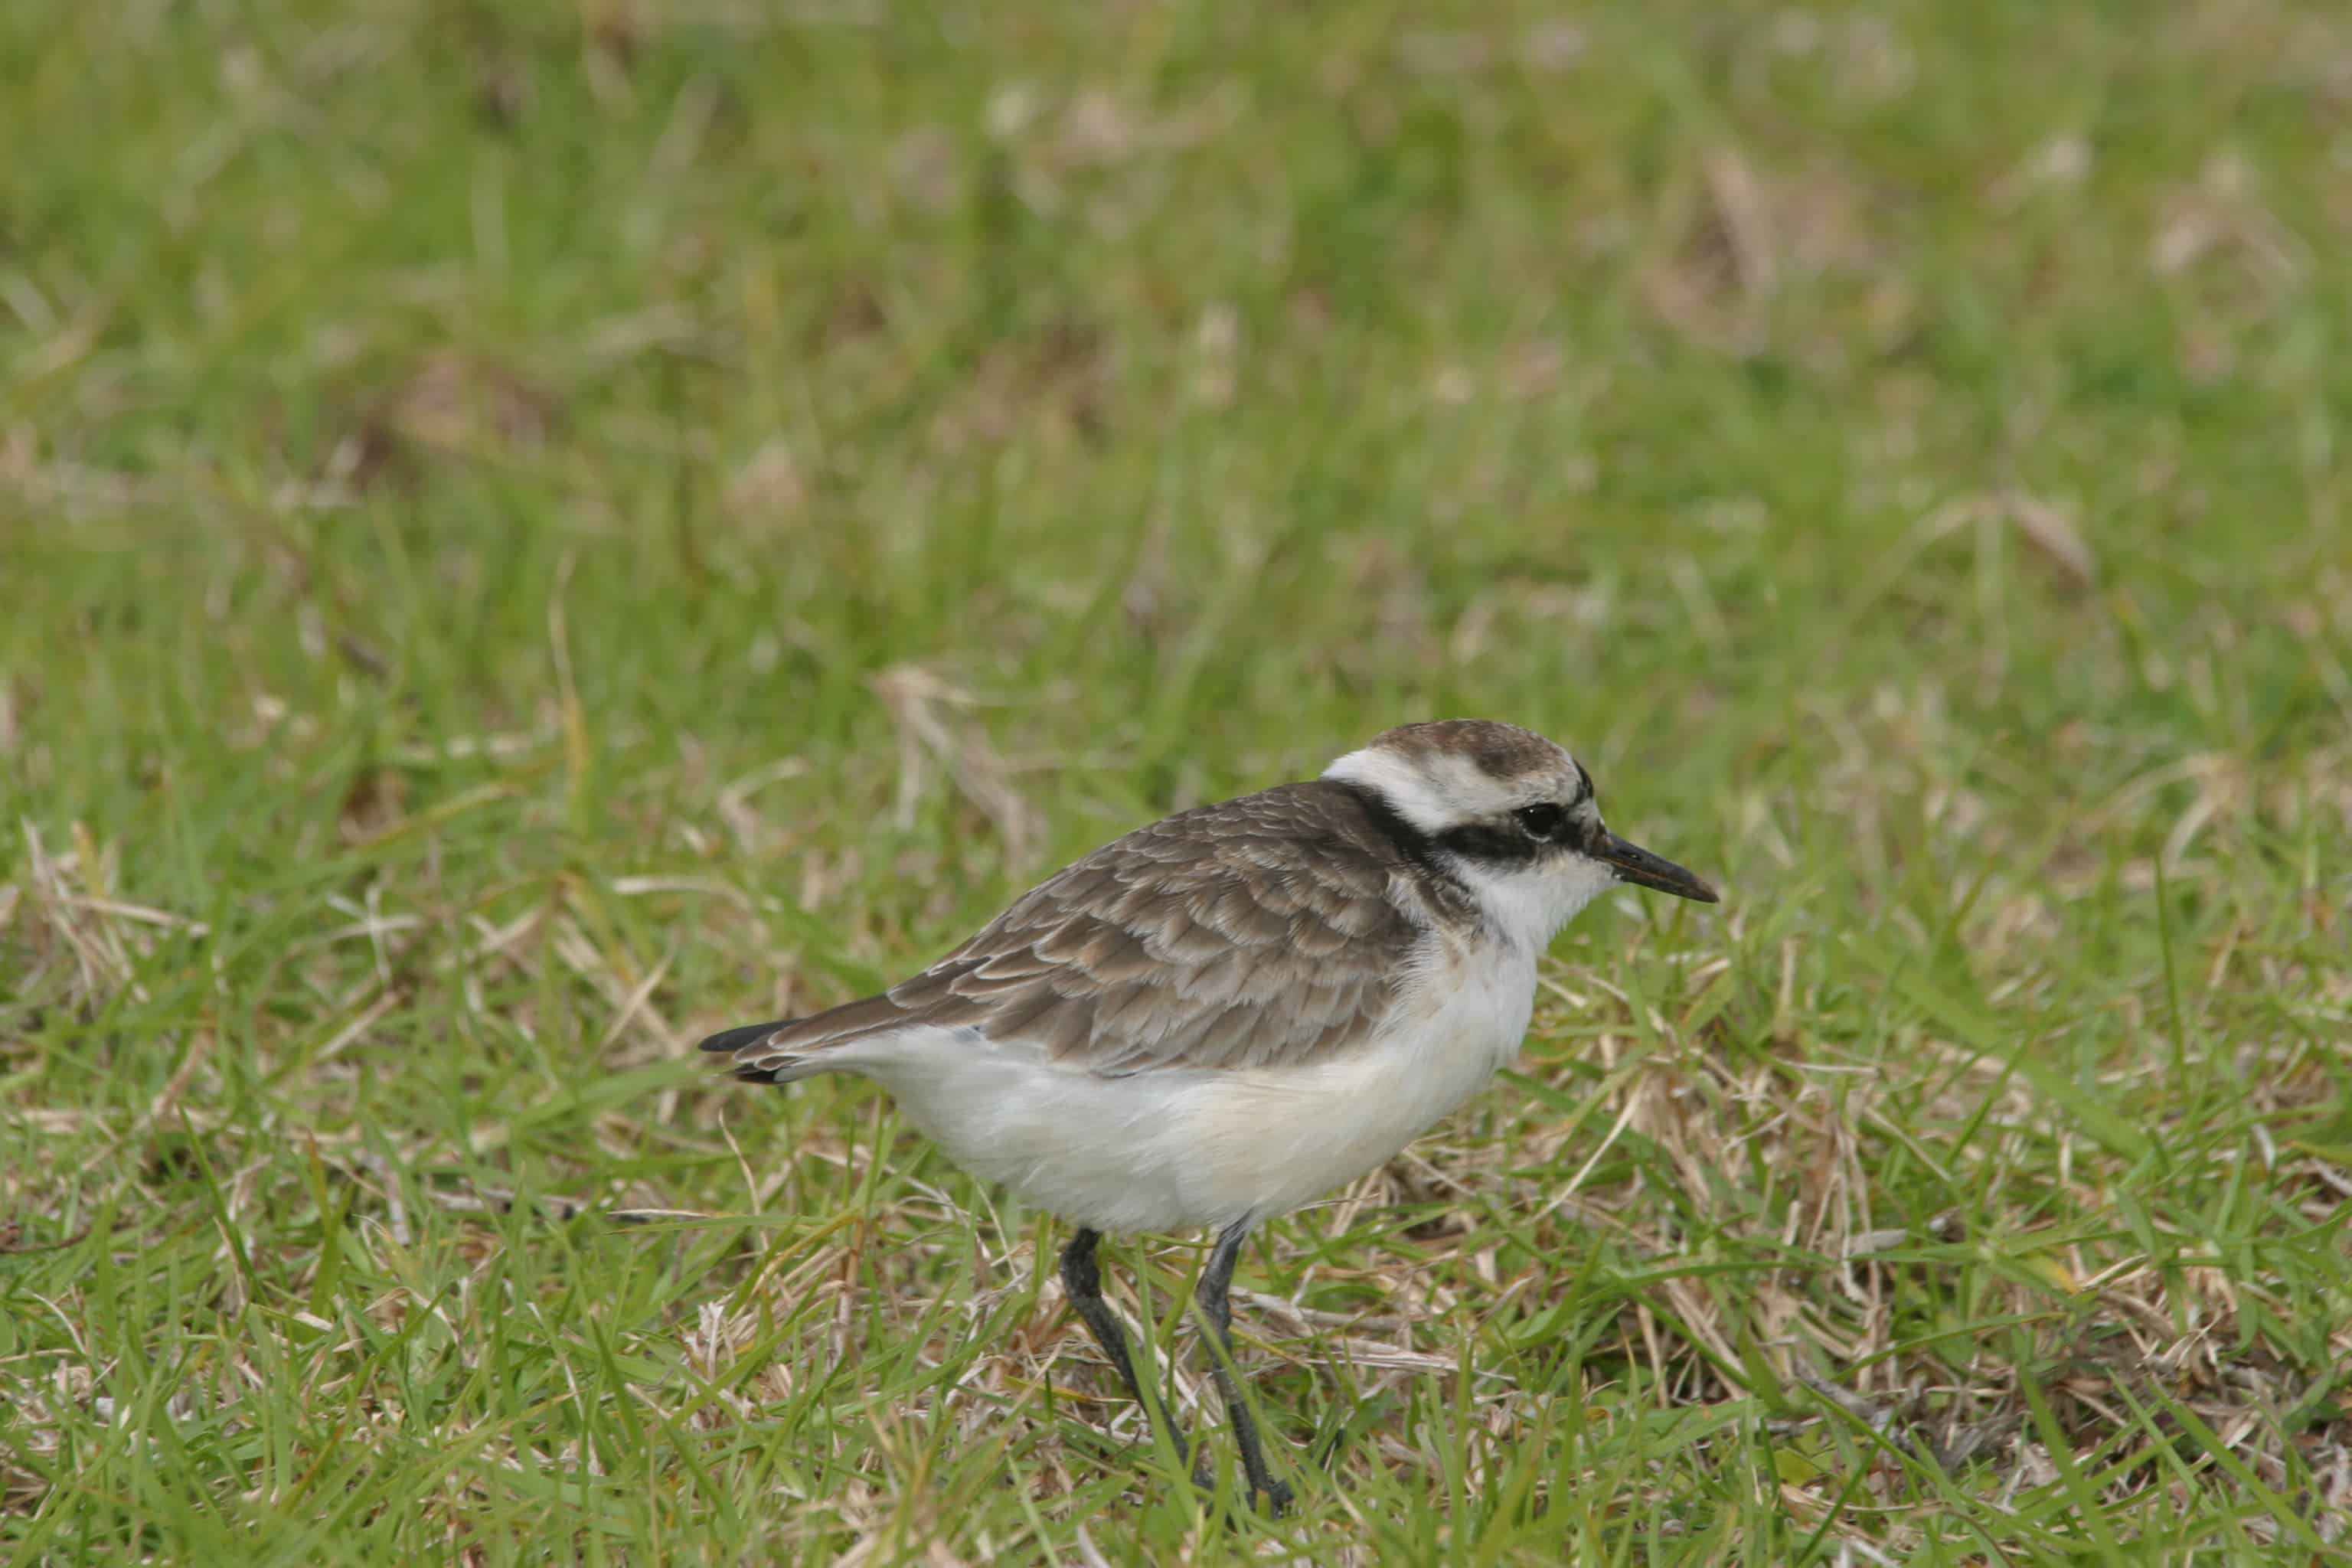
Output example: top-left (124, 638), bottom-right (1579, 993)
top-left (704, 780), bottom-right (1428, 1079)
top-left (916, 780), bottom-right (1422, 1074)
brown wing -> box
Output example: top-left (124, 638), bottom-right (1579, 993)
top-left (707, 781), bottom-right (1424, 1079)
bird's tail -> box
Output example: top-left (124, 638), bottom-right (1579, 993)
top-left (697, 991), bottom-right (911, 1083)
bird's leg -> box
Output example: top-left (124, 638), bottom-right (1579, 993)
top-left (1195, 1218), bottom-right (1294, 1515)
top-left (1058, 1228), bottom-right (1191, 1473)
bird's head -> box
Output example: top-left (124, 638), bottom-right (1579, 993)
top-left (1324, 718), bottom-right (1718, 949)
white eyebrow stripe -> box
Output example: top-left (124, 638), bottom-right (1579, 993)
top-left (1321, 746), bottom-right (1453, 832)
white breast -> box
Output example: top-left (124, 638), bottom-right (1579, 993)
top-left (855, 935), bottom-right (1537, 1235)
top-left (1165, 936), bottom-right (1534, 1227)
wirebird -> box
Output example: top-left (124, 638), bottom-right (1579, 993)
top-left (701, 719), bottom-right (1719, 1513)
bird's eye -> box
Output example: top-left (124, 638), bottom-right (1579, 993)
top-left (1514, 802), bottom-right (1566, 841)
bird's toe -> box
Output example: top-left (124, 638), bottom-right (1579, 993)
top-left (1185, 1463), bottom-right (1292, 1521)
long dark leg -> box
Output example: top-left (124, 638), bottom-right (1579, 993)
top-left (1058, 1228), bottom-right (1189, 1470)
top-left (1196, 1219), bottom-right (1293, 1514)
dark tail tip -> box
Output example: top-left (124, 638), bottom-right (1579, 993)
top-left (698, 1020), bottom-right (786, 1056)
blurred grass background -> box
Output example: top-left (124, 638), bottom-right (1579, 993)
top-left (3, 1), bottom-right (2349, 1562)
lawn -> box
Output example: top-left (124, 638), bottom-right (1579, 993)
top-left (4, 0), bottom-right (2349, 1562)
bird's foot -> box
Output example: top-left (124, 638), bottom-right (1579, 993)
top-left (1187, 1462), bottom-right (1292, 1519)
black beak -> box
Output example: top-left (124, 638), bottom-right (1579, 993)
top-left (1595, 831), bottom-right (1720, 903)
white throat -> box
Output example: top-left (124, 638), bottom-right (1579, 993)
top-left (1445, 852), bottom-right (1615, 953)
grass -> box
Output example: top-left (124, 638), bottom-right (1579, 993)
top-left (4, 0), bottom-right (2350, 1560)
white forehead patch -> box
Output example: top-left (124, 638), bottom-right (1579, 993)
top-left (1324, 741), bottom-right (1576, 834)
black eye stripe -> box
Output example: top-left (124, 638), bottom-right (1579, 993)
top-left (1432, 822), bottom-right (1540, 865)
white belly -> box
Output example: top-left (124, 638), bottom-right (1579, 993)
top-left (856, 946), bottom-right (1536, 1234)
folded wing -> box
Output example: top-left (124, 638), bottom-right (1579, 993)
top-left (704, 781), bottom-right (1423, 1080)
